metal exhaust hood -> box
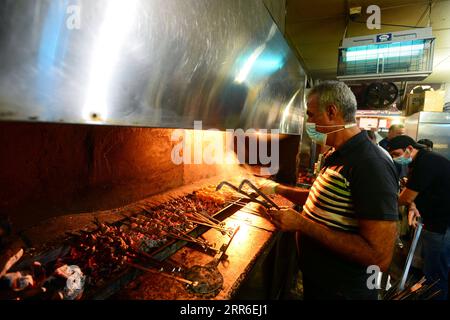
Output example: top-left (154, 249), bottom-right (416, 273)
top-left (0, 0), bottom-right (307, 135)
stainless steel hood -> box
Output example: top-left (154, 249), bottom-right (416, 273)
top-left (0, 0), bottom-right (306, 134)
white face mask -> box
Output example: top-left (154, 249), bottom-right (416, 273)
top-left (305, 122), bottom-right (357, 145)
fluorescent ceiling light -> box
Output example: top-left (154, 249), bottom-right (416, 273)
top-left (344, 42), bottom-right (425, 62)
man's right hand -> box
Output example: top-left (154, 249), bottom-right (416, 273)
top-left (408, 203), bottom-right (421, 228)
top-left (267, 207), bottom-right (302, 231)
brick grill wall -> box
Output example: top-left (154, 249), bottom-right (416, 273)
top-left (0, 122), bottom-right (224, 230)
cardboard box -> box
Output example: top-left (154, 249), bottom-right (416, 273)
top-left (406, 93), bottom-right (425, 115)
top-left (405, 90), bottom-right (444, 115)
top-left (424, 90), bottom-right (445, 112)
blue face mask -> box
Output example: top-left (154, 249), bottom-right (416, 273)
top-left (393, 150), bottom-right (413, 165)
top-left (305, 122), bottom-right (356, 146)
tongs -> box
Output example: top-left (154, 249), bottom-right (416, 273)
top-left (216, 179), bottom-right (280, 210)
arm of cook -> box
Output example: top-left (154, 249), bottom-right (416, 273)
top-left (268, 157), bottom-right (399, 272)
top-left (260, 181), bottom-right (309, 207)
top-left (269, 208), bottom-right (397, 272)
top-left (398, 188), bottom-right (418, 207)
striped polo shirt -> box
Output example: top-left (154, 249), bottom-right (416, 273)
top-left (302, 131), bottom-right (399, 234)
top-left (304, 164), bottom-right (358, 232)
top-left (299, 131), bottom-right (400, 298)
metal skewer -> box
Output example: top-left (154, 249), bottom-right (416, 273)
top-left (227, 216), bottom-right (274, 232)
top-left (185, 217), bottom-right (232, 235)
top-left (187, 211), bottom-right (224, 227)
top-left (127, 262), bottom-right (198, 287)
top-left (195, 210), bottom-right (222, 225)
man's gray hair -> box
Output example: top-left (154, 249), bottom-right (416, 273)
top-left (388, 123), bottom-right (405, 132)
top-left (307, 80), bottom-right (357, 122)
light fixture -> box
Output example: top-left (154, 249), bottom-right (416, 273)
top-left (344, 41), bottom-right (425, 62)
top-left (337, 28), bottom-right (435, 81)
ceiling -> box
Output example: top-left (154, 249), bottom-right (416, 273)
top-left (284, 0), bottom-right (450, 83)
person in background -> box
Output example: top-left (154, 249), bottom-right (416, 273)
top-left (261, 81), bottom-right (399, 300)
top-left (379, 124), bottom-right (405, 151)
top-left (389, 135), bottom-right (450, 300)
top-left (417, 139), bottom-right (433, 151)
top-left (378, 124), bottom-right (408, 179)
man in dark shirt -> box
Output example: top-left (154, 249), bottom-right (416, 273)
top-left (389, 135), bottom-right (450, 300)
top-left (261, 81), bottom-right (399, 299)
top-left (378, 124), bottom-right (407, 178)
top-left (379, 124), bottom-right (405, 151)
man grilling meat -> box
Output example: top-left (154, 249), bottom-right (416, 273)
top-left (260, 81), bottom-right (399, 300)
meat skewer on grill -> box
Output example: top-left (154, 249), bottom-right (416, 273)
top-left (12, 185), bottom-right (244, 299)
top-left (124, 221), bottom-right (212, 250)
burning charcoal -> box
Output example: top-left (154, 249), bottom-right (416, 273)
top-left (2, 271), bottom-right (34, 291)
top-left (49, 265), bottom-right (85, 300)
